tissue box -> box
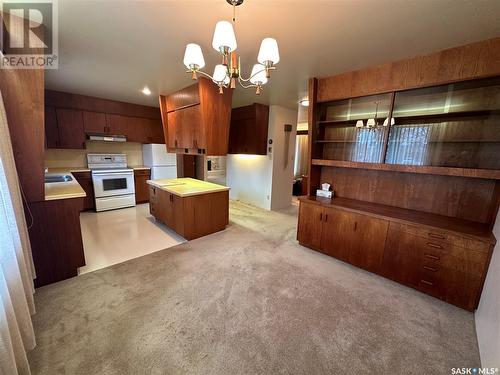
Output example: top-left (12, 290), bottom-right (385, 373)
top-left (316, 189), bottom-right (333, 198)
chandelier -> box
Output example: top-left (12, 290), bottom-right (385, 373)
top-left (182, 0), bottom-right (280, 95)
top-left (355, 101), bottom-right (395, 131)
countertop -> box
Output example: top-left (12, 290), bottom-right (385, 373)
top-left (147, 178), bottom-right (230, 197)
top-left (44, 171), bottom-right (87, 201)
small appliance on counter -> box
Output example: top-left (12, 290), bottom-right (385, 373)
top-left (143, 144), bottom-right (177, 179)
top-left (316, 182), bottom-right (333, 199)
top-left (87, 153), bottom-right (136, 212)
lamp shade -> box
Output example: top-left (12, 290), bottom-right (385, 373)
top-left (250, 64), bottom-right (268, 85)
top-left (355, 120), bottom-right (364, 128)
top-left (383, 117), bottom-right (395, 126)
top-left (183, 43), bottom-right (205, 69)
top-left (212, 64), bottom-right (228, 83)
top-left (212, 21), bottom-right (237, 52)
top-left (257, 38), bottom-right (280, 65)
top-left (366, 118), bottom-right (376, 127)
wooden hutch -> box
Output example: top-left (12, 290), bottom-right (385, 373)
top-left (298, 37), bottom-right (500, 311)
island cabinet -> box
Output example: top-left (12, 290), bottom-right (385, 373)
top-left (159, 77), bottom-right (233, 156)
top-left (297, 197), bottom-right (495, 311)
top-left (148, 178), bottom-right (230, 240)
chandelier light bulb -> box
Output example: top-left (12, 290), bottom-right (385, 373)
top-left (212, 21), bottom-right (237, 53)
top-left (212, 64), bottom-right (228, 83)
top-left (257, 38), bottom-right (280, 65)
top-left (183, 43), bottom-right (205, 69)
top-left (250, 64), bottom-right (268, 85)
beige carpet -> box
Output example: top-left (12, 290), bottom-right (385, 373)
top-left (28, 201), bottom-right (480, 374)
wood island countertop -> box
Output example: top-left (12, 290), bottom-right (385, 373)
top-left (146, 178), bottom-right (230, 198)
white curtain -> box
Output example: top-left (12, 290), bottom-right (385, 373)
top-left (294, 134), bottom-right (308, 179)
top-left (0, 90), bottom-right (36, 375)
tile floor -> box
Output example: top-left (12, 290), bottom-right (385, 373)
top-left (78, 203), bottom-right (185, 274)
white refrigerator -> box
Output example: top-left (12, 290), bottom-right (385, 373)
top-left (142, 144), bottom-right (177, 179)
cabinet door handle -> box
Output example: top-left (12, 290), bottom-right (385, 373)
top-left (175, 140), bottom-right (178, 147)
top-left (424, 253), bottom-right (440, 261)
top-left (423, 266), bottom-right (438, 272)
top-left (426, 242), bottom-right (443, 249)
top-left (354, 221), bottom-right (357, 231)
top-left (325, 214), bottom-right (328, 222)
top-left (319, 213), bottom-right (323, 221)
top-left (420, 279), bottom-right (434, 286)
top-left (428, 233), bottom-right (445, 240)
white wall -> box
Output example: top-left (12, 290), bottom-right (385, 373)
top-left (476, 210), bottom-right (500, 368)
top-left (226, 105), bottom-right (297, 210)
top-left (270, 106), bottom-right (297, 210)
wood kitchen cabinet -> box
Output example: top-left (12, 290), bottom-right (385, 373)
top-left (228, 103), bottom-right (269, 155)
top-left (72, 171), bottom-right (95, 211)
top-left (28, 198), bottom-right (86, 287)
top-left (45, 90), bottom-right (165, 148)
top-left (298, 196), bottom-right (495, 310)
top-left (134, 169), bottom-right (151, 204)
top-left (298, 200), bottom-right (388, 272)
top-left (149, 181), bottom-right (229, 240)
top-left (55, 108), bottom-right (86, 149)
top-left (159, 77), bottom-right (233, 155)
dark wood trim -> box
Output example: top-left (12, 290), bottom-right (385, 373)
top-left (311, 159), bottom-right (500, 180)
top-left (317, 37), bottom-right (500, 102)
top-left (307, 78), bottom-right (320, 196)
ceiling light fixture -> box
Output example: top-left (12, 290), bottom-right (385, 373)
top-left (300, 99), bottom-right (309, 107)
top-left (182, 0), bottom-right (280, 95)
top-left (142, 87), bottom-right (152, 95)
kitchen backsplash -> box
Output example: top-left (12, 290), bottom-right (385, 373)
top-left (45, 141), bottom-right (144, 168)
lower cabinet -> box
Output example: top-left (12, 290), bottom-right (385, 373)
top-left (28, 198), bottom-right (86, 287)
top-left (297, 198), bottom-right (493, 311)
top-left (298, 202), bottom-right (388, 273)
top-left (134, 169), bottom-right (151, 204)
top-left (149, 186), bottom-right (229, 240)
top-left (381, 223), bottom-right (490, 310)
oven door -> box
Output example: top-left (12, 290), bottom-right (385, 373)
top-left (92, 171), bottom-right (135, 198)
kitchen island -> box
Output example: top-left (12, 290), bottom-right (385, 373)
top-left (147, 178), bottom-right (230, 240)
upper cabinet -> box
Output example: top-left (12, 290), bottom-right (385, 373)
top-left (159, 77), bottom-right (233, 156)
top-left (312, 76), bottom-right (500, 175)
top-left (228, 103), bottom-right (269, 155)
top-left (44, 90), bottom-right (165, 149)
top-left (386, 77), bottom-right (500, 169)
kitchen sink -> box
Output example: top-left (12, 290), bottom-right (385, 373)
top-left (45, 175), bottom-right (73, 183)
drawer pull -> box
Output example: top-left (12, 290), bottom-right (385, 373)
top-left (424, 253), bottom-right (440, 261)
top-left (426, 242), bottom-right (443, 249)
top-left (320, 213), bottom-right (323, 221)
top-left (428, 233), bottom-right (445, 240)
top-left (420, 279), bottom-right (434, 286)
top-left (423, 266), bottom-right (438, 272)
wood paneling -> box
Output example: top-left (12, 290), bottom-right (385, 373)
top-left (317, 37), bottom-right (500, 102)
top-left (28, 198), bottom-right (86, 287)
top-left (134, 169), bottom-right (151, 204)
top-left (228, 103), bottom-right (269, 155)
top-left (0, 68), bottom-right (45, 202)
top-left (45, 90), bottom-right (161, 119)
top-left (165, 82), bottom-right (200, 112)
top-left (320, 167), bottom-right (496, 224)
top-left (55, 108), bottom-right (85, 149)
top-left (72, 171), bottom-right (95, 211)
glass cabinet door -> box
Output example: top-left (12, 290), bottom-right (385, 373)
top-left (318, 93), bottom-right (392, 163)
top-left (385, 77), bottom-right (500, 169)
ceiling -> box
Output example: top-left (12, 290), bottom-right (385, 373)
top-left (46, 0), bottom-right (500, 110)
